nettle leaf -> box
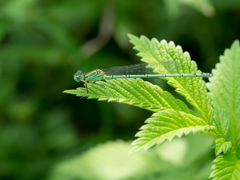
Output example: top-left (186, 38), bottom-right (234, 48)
top-left (208, 40), bottom-right (240, 146)
top-left (210, 152), bottom-right (240, 180)
top-left (207, 40), bottom-right (240, 179)
top-left (131, 109), bottom-right (215, 153)
top-left (66, 35), bottom-right (212, 122)
top-left (213, 138), bottom-right (232, 156)
top-left (64, 78), bottom-right (192, 113)
top-left (65, 35), bottom-right (214, 157)
top-left (129, 34), bottom-right (212, 124)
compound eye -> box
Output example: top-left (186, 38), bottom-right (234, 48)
top-left (74, 70), bottom-right (83, 82)
top-left (74, 75), bottom-right (80, 82)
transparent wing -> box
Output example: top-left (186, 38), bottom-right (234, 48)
top-left (102, 61), bottom-right (180, 75)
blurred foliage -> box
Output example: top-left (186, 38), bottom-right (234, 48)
top-left (48, 134), bottom-right (214, 180)
top-left (0, 0), bottom-right (239, 179)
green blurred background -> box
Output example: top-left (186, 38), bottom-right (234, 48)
top-left (0, 0), bottom-right (239, 179)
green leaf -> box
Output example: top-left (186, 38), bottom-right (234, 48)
top-left (207, 40), bottom-right (240, 180)
top-left (64, 78), bottom-right (192, 112)
top-left (48, 137), bottom-right (213, 180)
top-left (66, 35), bottom-right (212, 126)
top-left (131, 109), bottom-right (215, 153)
top-left (66, 35), bottom-right (215, 156)
top-left (207, 40), bottom-right (240, 146)
top-left (128, 34), bottom-right (212, 124)
top-left (213, 138), bottom-right (232, 156)
top-left (210, 152), bottom-right (240, 180)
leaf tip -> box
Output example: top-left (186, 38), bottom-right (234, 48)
top-left (63, 89), bottom-right (77, 95)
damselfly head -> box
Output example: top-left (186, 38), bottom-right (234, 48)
top-left (74, 70), bottom-right (84, 82)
